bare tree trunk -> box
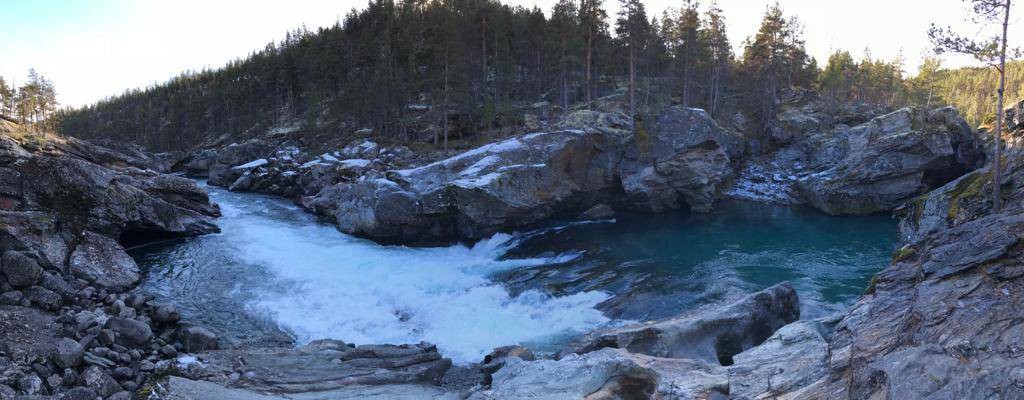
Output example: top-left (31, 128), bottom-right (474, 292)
top-left (629, 46), bottom-right (635, 116)
top-left (586, 26), bottom-right (593, 104)
top-left (444, 51), bottom-right (450, 152)
top-left (993, 0), bottom-right (1011, 212)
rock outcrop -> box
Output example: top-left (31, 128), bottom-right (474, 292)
top-left (730, 106), bottom-right (983, 215)
top-left (302, 107), bottom-right (740, 241)
top-left (0, 124), bottom-right (222, 398)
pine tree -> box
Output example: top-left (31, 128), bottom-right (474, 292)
top-left (580, 0), bottom-right (607, 104)
top-left (741, 3), bottom-right (814, 130)
top-left (615, 0), bottom-right (652, 116)
top-left (702, 2), bottom-right (731, 116)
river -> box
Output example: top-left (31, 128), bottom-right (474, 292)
top-left (130, 182), bottom-right (896, 364)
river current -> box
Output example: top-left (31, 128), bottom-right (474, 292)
top-left (130, 183), bottom-right (896, 364)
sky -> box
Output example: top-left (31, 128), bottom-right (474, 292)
top-left (1, 0), bottom-right (1020, 108)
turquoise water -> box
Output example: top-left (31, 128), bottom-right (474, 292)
top-left (131, 185), bottom-right (896, 363)
top-left (504, 202), bottom-right (898, 321)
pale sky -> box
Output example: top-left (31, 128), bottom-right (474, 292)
top-left (1, 0), bottom-right (1019, 108)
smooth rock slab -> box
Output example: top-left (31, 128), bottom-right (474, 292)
top-left (567, 282), bottom-right (799, 365)
top-left (163, 376), bottom-right (458, 400)
top-left (470, 348), bottom-right (728, 400)
top-left (179, 340), bottom-right (452, 394)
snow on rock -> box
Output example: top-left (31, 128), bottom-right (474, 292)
top-left (231, 159), bottom-right (269, 170)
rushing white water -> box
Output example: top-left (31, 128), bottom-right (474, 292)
top-left (199, 187), bottom-right (609, 363)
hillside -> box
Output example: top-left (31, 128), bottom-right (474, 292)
top-left (57, 0), bottom-right (820, 151)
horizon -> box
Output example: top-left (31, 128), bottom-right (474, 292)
top-left (1, 0), bottom-right (1018, 109)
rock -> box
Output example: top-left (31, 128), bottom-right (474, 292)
top-left (15, 154), bottom-right (220, 239)
top-left (307, 129), bottom-right (622, 240)
top-left (577, 204), bottom-right (614, 220)
top-left (1, 251), bottom-right (41, 287)
top-left (567, 282), bottom-right (799, 366)
top-left (178, 341), bottom-right (451, 393)
top-left (0, 306), bottom-right (59, 361)
top-left (82, 366), bottom-right (122, 398)
top-left (108, 391), bottom-right (132, 400)
top-left (179, 326), bottom-right (218, 353)
top-left (0, 291), bottom-right (22, 306)
top-left (552, 110), bottom-right (632, 136)
top-left (103, 317), bottom-right (152, 346)
top-left (727, 320), bottom-right (830, 399)
top-left (480, 346), bottom-right (536, 385)
top-left (617, 107), bottom-right (743, 213)
top-left (162, 376), bottom-right (457, 400)
top-left (471, 348), bottom-right (728, 400)
top-left (68, 232), bottom-right (140, 292)
top-left (151, 304), bottom-right (181, 325)
top-left (39, 273), bottom-right (74, 302)
top-left (303, 106), bottom-right (745, 241)
top-left (58, 387), bottom-right (97, 400)
top-left (796, 107), bottom-right (982, 215)
top-left (207, 139), bottom-right (275, 187)
top-left (17, 375), bottom-right (42, 396)
top-left (181, 149), bottom-right (218, 177)
top-left (52, 338), bottom-right (84, 369)
top-left (23, 286), bottom-right (62, 311)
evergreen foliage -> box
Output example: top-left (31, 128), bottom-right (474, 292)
top-left (52, 0), bottom-right (1018, 150)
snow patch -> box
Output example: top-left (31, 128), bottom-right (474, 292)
top-left (232, 159), bottom-right (269, 170)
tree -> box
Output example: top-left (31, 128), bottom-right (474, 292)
top-left (0, 77), bottom-right (12, 117)
top-left (701, 2), bottom-right (731, 115)
top-left (549, 0), bottom-right (580, 111)
top-left (741, 3), bottom-right (815, 130)
top-left (580, 0), bottom-right (607, 104)
top-left (615, 0), bottom-right (652, 116)
top-left (910, 56), bottom-right (945, 107)
top-left (819, 50), bottom-right (857, 99)
top-left (930, 0), bottom-right (1019, 212)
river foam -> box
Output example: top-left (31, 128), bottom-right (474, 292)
top-left (209, 188), bottom-right (609, 364)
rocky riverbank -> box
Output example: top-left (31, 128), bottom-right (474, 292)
top-left (4, 94), bottom-right (1019, 399)
top-left (0, 120), bottom-right (222, 399)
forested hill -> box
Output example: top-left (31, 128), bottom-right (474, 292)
top-left (57, 0), bottom-right (819, 151)
top-left (56, 0), bottom-right (1008, 151)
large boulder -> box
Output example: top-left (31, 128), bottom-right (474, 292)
top-left (1, 251), bottom-right (42, 287)
top-left (306, 130), bottom-right (623, 240)
top-left (306, 108), bottom-right (743, 241)
top-left (68, 231), bottom-right (140, 291)
top-left (207, 139), bottom-right (275, 186)
top-left (618, 107), bottom-right (742, 212)
top-left (566, 282), bottom-right (799, 366)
